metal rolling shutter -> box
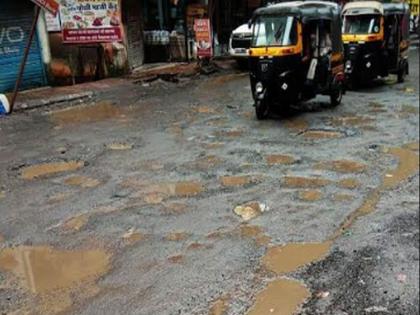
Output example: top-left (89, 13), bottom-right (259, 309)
top-left (0, 2), bottom-right (47, 93)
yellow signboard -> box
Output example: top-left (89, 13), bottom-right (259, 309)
top-left (408, 0), bottom-right (419, 15)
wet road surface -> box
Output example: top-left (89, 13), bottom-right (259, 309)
top-left (0, 49), bottom-right (419, 315)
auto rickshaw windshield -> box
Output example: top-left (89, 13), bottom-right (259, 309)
top-left (343, 14), bottom-right (381, 34)
top-left (252, 16), bottom-right (298, 47)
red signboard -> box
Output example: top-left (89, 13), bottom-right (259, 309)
top-left (194, 19), bottom-right (213, 58)
top-left (60, 0), bottom-right (123, 44)
top-left (30, 0), bottom-right (59, 16)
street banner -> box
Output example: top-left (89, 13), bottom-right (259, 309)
top-left (194, 19), bottom-right (213, 58)
top-left (30, 0), bottom-right (59, 16)
top-left (59, 0), bottom-right (122, 44)
top-left (45, 11), bottom-right (61, 32)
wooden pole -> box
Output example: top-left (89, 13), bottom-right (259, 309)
top-left (9, 5), bottom-right (41, 114)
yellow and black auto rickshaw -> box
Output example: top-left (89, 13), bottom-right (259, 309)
top-left (248, 1), bottom-right (345, 119)
top-left (342, 1), bottom-right (410, 86)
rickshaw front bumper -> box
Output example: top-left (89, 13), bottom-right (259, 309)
top-left (252, 70), bottom-right (295, 102)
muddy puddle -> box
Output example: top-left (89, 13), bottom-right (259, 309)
top-left (107, 143), bottom-right (133, 151)
top-left (315, 160), bottom-right (367, 174)
top-left (220, 176), bottom-right (253, 187)
top-left (333, 145), bottom-right (419, 239)
top-left (332, 193), bottom-right (355, 202)
top-left (131, 181), bottom-right (204, 204)
top-left (62, 214), bottom-right (90, 232)
top-left (298, 190), bottom-right (323, 202)
top-left (21, 161), bottom-right (85, 180)
top-left (246, 278), bottom-right (310, 315)
top-left (239, 225), bottom-right (271, 246)
top-left (248, 144), bottom-right (419, 315)
top-left (329, 116), bottom-right (374, 127)
top-left (165, 232), bottom-right (189, 242)
top-left (0, 246), bottom-right (110, 313)
top-left (338, 178), bottom-right (361, 190)
top-left (266, 154), bottom-right (296, 165)
top-left (64, 176), bottom-right (101, 188)
top-left (283, 176), bottom-right (331, 188)
top-left (209, 296), bottom-right (230, 315)
top-left (284, 118), bottom-right (309, 132)
top-left (302, 130), bottom-right (344, 140)
top-left (49, 101), bottom-right (123, 126)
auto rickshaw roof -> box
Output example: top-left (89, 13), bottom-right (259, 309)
top-left (342, 1), bottom-right (409, 16)
top-left (252, 1), bottom-right (341, 22)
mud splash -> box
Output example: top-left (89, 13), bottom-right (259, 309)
top-left (50, 101), bottom-right (121, 126)
top-left (64, 176), bottom-right (101, 188)
top-left (298, 190), bottom-right (323, 202)
top-left (315, 160), bottom-right (367, 174)
top-left (0, 246), bottom-right (110, 313)
top-left (246, 279), bottom-right (310, 315)
top-left (21, 161), bottom-right (84, 180)
top-left (283, 176), bottom-right (331, 188)
top-left (266, 155), bottom-right (296, 165)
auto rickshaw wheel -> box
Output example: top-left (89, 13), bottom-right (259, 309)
top-left (255, 99), bottom-right (269, 120)
top-left (330, 84), bottom-right (343, 107)
top-left (397, 63), bottom-right (407, 83)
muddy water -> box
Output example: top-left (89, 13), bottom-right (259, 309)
top-left (50, 101), bottom-right (122, 126)
top-left (263, 243), bottom-right (331, 275)
top-left (266, 155), bottom-right (296, 165)
top-left (220, 176), bottom-right (252, 187)
top-left (63, 214), bottom-right (90, 231)
top-left (64, 176), bottom-right (101, 188)
top-left (140, 181), bottom-right (204, 201)
top-left (338, 178), bottom-right (361, 190)
top-left (0, 246), bottom-right (110, 302)
top-left (239, 225), bottom-right (271, 247)
top-left (332, 145), bottom-right (419, 240)
top-left (284, 118), bottom-right (309, 132)
top-left (283, 176), bottom-right (331, 188)
top-left (315, 160), bottom-right (367, 174)
top-left (248, 144), bottom-right (419, 315)
top-left (209, 296), bottom-right (230, 315)
top-left (107, 143), bottom-right (133, 151)
top-left (246, 279), bottom-right (310, 315)
top-left (302, 130), bottom-right (344, 140)
top-left (298, 190), bottom-right (323, 202)
top-left (21, 161), bottom-right (84, 180)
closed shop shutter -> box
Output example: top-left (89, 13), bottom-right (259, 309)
top-left (0, 2), bottom-right (47, 93)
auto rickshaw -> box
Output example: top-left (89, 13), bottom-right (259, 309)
top-left (248, 1), bottom-right (345, 119)
top-left (342, 1), bottom-right (410, 86)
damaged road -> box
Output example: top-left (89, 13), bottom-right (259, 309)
top-left (0, 49), bottom-right (418, 315)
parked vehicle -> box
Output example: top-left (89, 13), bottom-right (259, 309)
top-left (229, 24), bottom-right (253, 68)
top-left (342, 1), bottom-right (410, 86)
top-left (248, 1), bottom-right (345, 119)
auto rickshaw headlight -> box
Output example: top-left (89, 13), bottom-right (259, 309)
top-left (366, 62), bottom-right (372, 68)
top-left (256, 82), bottom-right (264, 93)
top-left (281, 83), bottom-right (288, 90)
top-left (345, 60), bottom-right (352, 69)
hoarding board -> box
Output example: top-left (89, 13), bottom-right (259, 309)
top-left (194, 19), bottom-right (212, 58)
top-left (59, 0), bottom-right (122, 44)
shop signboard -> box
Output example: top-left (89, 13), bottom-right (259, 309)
top-left (30, 0), bottom-right (59, 16)
top-left (59, 0), bottom-right (122, 44)
top-left (194, 19), bottom-right (212, 58)
top-left (45, 11), bottom-right (61, 32)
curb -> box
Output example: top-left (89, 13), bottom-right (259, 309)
top-left (14, 91), bottom-right (95, 112)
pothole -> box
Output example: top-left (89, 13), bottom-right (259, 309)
top-left (266, 155), bottom-right (296, 165)
top-left (315, 160), bottom-right (367, 174)
top-left (283, 176), bottom-right (331, 188)
top-left (298, 190), bottom-right (323, 202)
top-left (21, 161), bottom-right (85, 180)
top-left (63, 176), bottom-right (101, 188)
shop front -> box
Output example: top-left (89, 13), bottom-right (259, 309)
top-left (0, 2), bottom-right (47, 93)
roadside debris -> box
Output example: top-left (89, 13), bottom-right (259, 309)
top-left (234, 202), bottom-right (268, 221)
